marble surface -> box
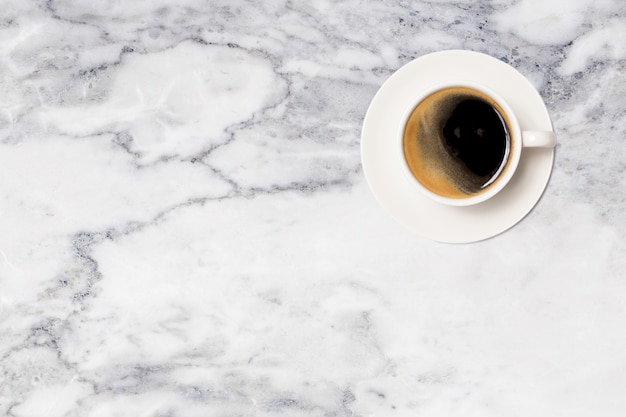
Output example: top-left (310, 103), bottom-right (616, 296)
top-left (1, 0), bottom-right (625, 415)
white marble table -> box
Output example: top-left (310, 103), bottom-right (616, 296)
top-left (1, 1), bottom-right (625, 416)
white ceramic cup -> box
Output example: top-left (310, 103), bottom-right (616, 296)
top-left (398, 80), bottom-right (556, 206)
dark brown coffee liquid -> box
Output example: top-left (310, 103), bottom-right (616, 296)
top-left (442, 99), bottom-right (508, 181)
top-left (403, 86), bottom-right (513, 199)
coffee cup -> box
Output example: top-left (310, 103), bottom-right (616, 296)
top-left (399, 80), bottom-right (555, 206)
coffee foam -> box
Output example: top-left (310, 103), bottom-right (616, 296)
top-left (402, 87), bottom-right (513, 199)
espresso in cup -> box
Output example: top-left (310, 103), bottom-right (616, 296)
top-left (402, 86), bottom-right (513, 200)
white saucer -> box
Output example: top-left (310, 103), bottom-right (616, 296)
top-left (361, 50), bottom-right (555, 243)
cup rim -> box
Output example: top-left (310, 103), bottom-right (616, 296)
top-left (398, 80), bottom-right (523, 207)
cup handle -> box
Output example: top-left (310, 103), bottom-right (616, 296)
top-left (522, 131), bottom-right (556, 148)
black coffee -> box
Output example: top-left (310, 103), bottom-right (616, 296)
top-left (402, 86), bottom-right (513, 199)
top-left (442, 98), bottom-right (508, 179)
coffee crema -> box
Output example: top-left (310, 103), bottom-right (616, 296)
top-left (402, 86), bottom-right (513, 199)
